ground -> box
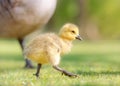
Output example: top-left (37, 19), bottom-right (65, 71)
top-left (0, 39), bottom-right (120, 86)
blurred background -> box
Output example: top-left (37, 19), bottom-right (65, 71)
top-left (46, 0), bottom-right (120, 40)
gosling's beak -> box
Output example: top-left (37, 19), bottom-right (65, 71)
top-left (76, 35), bottom-right (83, 40)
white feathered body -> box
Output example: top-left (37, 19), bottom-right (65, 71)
top-left (0, 0), bottom-right (57, 38)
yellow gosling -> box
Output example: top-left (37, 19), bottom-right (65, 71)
top-left (24, 23), bottom-right (82, 78)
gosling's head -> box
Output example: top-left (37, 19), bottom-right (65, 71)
top-left (59, 23), bottom-right (82, 41)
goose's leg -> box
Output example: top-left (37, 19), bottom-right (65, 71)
top-left (53, 65), bottom-right (78, 78)
top-left (33, 64), bottom-right (42, 78)
top-left (18, 39), bottom-right (34, 68)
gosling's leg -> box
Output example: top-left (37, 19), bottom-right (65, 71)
top-left (33, 64), bottom-right (42, 78)
top-left (18, 39), bottom-right (34, 68)
top-left (53, 65), bottom-right (78, 78)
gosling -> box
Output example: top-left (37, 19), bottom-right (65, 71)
top-left (24, 23), bottom-right (82, 78)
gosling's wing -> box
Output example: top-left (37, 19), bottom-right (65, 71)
top-left (24, 33), bottom-right (62, 65)
top-left (24, 33), bottom-right (61, 57)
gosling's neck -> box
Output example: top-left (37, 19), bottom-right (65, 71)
top-left (59, 35), bottom-right (73, 54)
top-left (59, 33), bottom-right (74, 42)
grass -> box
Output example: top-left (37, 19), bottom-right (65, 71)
top-left (0, 39), bottom-right (120, 86)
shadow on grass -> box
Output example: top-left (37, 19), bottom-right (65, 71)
top-left (77, 70), bottom-right (120, 76)
top-left (0, 62), bottom-right (34, 73)
top-left (0, 54), bottom-right (23, 61)
top-left (64, 53), bottom-right (120, 60)
top-left (0, 54), bottom-right (26, 72)
top-left (63, 53), bottom-right (120, 65)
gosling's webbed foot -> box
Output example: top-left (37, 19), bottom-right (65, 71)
top-left (62, 70), bottom-right (78, 78)
top-left (33, 64), bottom-right (42, 78)
top-left (53, 66), bottom-right (78, 78)
top-left (33, 73), bottom-right (39, 78)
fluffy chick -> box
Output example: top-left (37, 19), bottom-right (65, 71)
top-left (24, 23), bottom-right (82, 78)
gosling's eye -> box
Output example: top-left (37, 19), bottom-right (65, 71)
top-left (71, 31), bottom-right (75, 33)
